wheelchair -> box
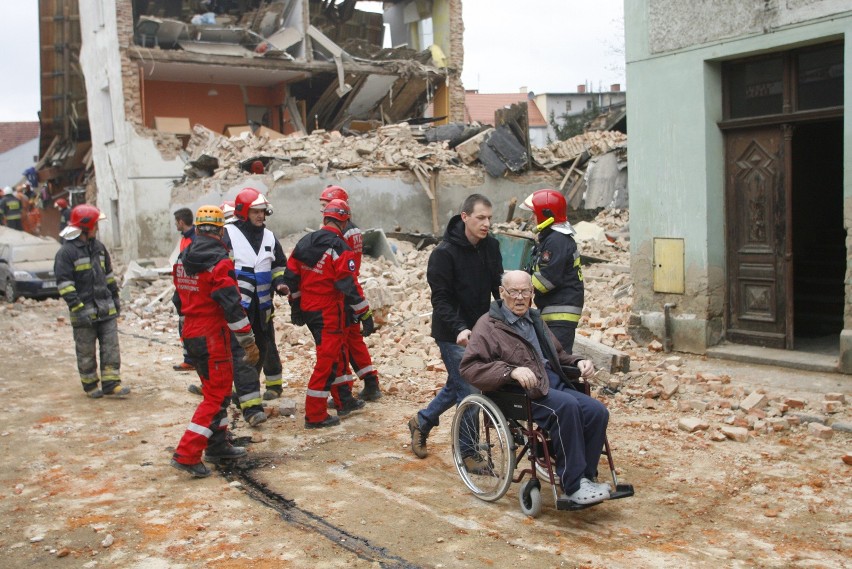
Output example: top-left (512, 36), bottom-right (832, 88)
top-left (450, 368), bottom-right (634, 517)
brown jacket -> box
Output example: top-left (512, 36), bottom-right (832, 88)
top-left (460, 301), bottom-right (584, 399)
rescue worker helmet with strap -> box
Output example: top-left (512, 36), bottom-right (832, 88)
top-left (195, 205), bottom-right (225, 227)
top-left (319, 185), bottom-right (349, 202)
top-left (322, 199), bottom-right (350, 223)
top-left (234, 187), bottom-right (272, 220)
top-left (69, 204), bottom-right (103, 232)
top-left (55, 198), bottom-right (69, 209)
top-left (520, 189), bottom-right (568, 225)
top-left (220, 200), bottom-right (235, 221)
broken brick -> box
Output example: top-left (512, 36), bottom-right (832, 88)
top-left (740, 391), bottom-right (767, 412)
top-left (678, 417), bottom-right (709, 433)
top-left (721, 426), bottom-right (750, 442)
top-left (807, 422), bottom-right (833, 439)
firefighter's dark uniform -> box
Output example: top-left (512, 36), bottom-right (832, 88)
top-left (172, 232), bottom-right (254, 466)
top-left (223, 220), bottom-right (287, 419)
top-left (529, 225), bottom-right (584, 353)
top-left (284, 225), bottom-right (370, 424)
top-left (54, 235), bottom-right (123, 395)
top-left (0, 193), bottom-right (23, 230)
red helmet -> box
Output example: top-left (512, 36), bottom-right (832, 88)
top-left (233, 188), bottom-right (272, 220)
top-left (521, 189), bottom-right (567, 224)
top-left (55, 198), bottom-right (69, 209)
top-left (69, 204), bottom-right (102, 232)
top-left (319, 185), bottom-right (349, 202)
top-left (322, 199), bottom-right (350, 223)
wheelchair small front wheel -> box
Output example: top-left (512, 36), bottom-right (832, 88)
top-left (518, 478), bottom-right (542, 518)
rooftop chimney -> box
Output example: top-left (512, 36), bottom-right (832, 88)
top-left (577, 84), bottom-right (586, 94)
top-left (610, 83), bottom-right (621, 92)
top-left (519, 86), bottom-right (527, 94)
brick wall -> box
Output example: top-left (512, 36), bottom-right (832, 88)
top-left (448, 0), bottom-right (465, 123)
top-left (116, 0), bottom-right (143, 128)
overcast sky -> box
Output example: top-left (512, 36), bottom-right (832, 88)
top-left (0, 1), bottom-right (625, 122)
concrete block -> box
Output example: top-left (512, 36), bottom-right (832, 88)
top-left (721, 426), bottom-right (749, 442)
top-left (659, 376), bottom-right (679, 399)
top-left (825, 392), bottom-right (846, 403)
top-left (278, 399), bottom-right (297, 416)
top-left (831, 421), bottom-right (852, 433)
top-left (740, 391), bottom-right (767, 412)
top-left (678, 417), bottom-right (709, 432)
top-left (808, 422), bottom-right (833, 439)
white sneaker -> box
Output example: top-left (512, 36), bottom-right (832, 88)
top-left (562, 478), bottom-right (610, 505)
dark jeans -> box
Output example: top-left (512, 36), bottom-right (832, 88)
top-left (530, 368), bottom-right (608, 495)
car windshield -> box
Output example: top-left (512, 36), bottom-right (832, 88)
top-left (11, 244), bottom-right (60, 263)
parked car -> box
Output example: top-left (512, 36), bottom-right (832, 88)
top-left (0, 233), bottom-right (61, 302)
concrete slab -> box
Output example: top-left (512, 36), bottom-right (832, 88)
top-left (706, 342), bottom-right (839, 374)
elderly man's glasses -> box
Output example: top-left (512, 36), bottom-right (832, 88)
top-left (502, 287), bottom-right (533, 299)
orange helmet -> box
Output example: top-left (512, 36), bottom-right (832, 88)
top-left (520, 189), bottom-right (567, 224)
top-left (319, 185), bottom-right (349, 202)
top-left (194, 205), bottom-right (225, 228)
top-left (69, 204), bottom-right (103, 232)
top-left (322, 199), bottom-right (350, 222)
top-left (234, 188), bottom-right (272, 220)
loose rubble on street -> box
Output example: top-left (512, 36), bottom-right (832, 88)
top-left (0, 207), bottom-right (848, 568)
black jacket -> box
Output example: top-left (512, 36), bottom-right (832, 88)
top-left (529, 227), bottom-right (584, 323)
top-left (427, 214), bottom-right (503, 343)
top-left (54, 236), bottom-right (119, 322)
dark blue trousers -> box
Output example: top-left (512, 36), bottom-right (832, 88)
top-left (530, 368), bottom-right (609, 495)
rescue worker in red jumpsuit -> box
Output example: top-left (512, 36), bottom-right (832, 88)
top-left (318, 185), bottom-right (382, 404)
top-left (171, 206), bottom-right (261, 478)
top-left (284, 199), bottom-right (375, 428)
top-left (223, 188), bottom-right (289, 425)
top-left (173, 207), bottom-right (197, 373)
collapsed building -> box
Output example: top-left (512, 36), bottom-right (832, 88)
top-left (35, 0), bottom-right (628, 260)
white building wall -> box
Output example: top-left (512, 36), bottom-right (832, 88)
top-left (0, 139), bottom-right (39, 188)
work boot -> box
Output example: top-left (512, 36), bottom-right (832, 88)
top-left (463, 454), bottom-right (492, 475)
top-left (170, 459), bottom-right (211, 478)
top-left (204, 444), bottom-right (247, 465)
top-left (358, 377), bottom-right (382, 402)
top-left (337, 397), bottom-right (366, 417)
top-left (103, 385), bottom-right (130, 397)
top-left (262, 388), bottom-right (282, 401)
top-left (305, 415), bottom-right (341, 429)
top-left (245, 411), bottom-right (267, 427)
top-left (188, 384), bottom-right (203, 396)
top-left (408, 415), bottom-right (428, 459)
top-left (173, 362), bottom-right (195, 372)
top-left (85, 388), bottom-right (103, 399)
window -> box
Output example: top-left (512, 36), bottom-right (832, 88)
top-left (723, 42), bottom-right (843, 120)
top-left (418, 17), bottom-right (433, 49)
top-left (586, 100), bottom-right (593, 110)
top-left (565, 100), bottom-right (572, 112)
top-left (100, 86), bottom-right (114, 144)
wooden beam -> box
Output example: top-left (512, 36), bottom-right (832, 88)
top-left (574, 335), bottom-right (630, 374)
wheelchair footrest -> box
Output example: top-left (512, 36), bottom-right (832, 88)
top-left (556, 484), bottom-right (634, 511)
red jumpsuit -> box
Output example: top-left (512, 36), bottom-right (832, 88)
top-left (284, 225), bottom-right (369, 423)
top-left (339, 221), bottom-right (379, 391)
top-left (171, 233), bottom-right (254, 466)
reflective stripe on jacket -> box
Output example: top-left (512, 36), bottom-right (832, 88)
top-left (529, 228), bottom-right (584, 323)
top-left (54, 237), bottom-right (119, 320)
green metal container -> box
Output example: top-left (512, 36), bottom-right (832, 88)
top-left (494, 233), bottom-right (535, 271)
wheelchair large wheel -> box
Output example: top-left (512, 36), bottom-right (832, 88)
top-left (451, 394), bottom-right (515, 502)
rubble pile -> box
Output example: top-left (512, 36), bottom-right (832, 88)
top-left (180, 123), bottom-right (475, 184)
top-left (116, 207), bottom-right (849, 444)
top-left (532, 130), bottom-right (628, 169)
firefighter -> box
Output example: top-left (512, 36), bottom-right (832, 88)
top-left (520, 189), bottom-right (584, 353)
top-left (54, 204), bottom-right (127, 398)
top-left (0, 186), bottom-right (23, 230)
top-left (284, 199), bottom-right (375, 429)
top-left (55, 198), bottom-right (71, 234)
top-left (223, 188), bottom-right (288, 424)
top-left (318, 185), bottom-right (382, 404)
top-left (171, 205), bottom-right (260, 478)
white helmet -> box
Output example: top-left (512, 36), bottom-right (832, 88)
top-left (2, 186), bottom-right (12, 196)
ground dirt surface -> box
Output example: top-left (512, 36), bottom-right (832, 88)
top-left (0, 239), bottom-right (850, 568)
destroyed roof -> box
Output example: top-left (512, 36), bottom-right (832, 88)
top-left (464, 93), bottom-right (548, 127)
top-left (532, 131), bottom-right (627, 169)
top-left (0, 123), bottom-right (40, 155)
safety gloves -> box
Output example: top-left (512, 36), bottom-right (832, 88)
top-left (359, 309), bottom-right (375, 337)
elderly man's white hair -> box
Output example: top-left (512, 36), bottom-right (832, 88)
top-left (501, 270), bottom-right (532, 288)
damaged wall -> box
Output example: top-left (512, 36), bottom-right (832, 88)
top-left (626, 2), bottom-right (852, 365)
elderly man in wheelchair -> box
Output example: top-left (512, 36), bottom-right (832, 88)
top-left (458, 270), bottom-right (619, 511)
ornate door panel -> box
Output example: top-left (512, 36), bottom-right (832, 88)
top-left (725, 127), bottom-right (789, 348)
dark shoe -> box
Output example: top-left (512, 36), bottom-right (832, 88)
top-left (358, 378), bottom-right (382, 401)
top-left (173, 362), bottom-right (195, 372)
top-left (337, 398), bottom-right (366, 417)
top-left (85, 389), bottom-right (103, 399)
top-left (408, 415), bottom-right (428, 459)
top-left (170, 458), bottom-right (211, 478)
top-left (188, 384), bottom-right (203, 396)
top-left (103, 385), bottom-right (130, 397)
top-left (245, 411), bottom-right (267, 427)
top-left (305, 415), bottom-right (341, 429)
top-left (262, 388), bottom-right (282, 401)
top-left (204, 445), bottom-right (247, 465)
